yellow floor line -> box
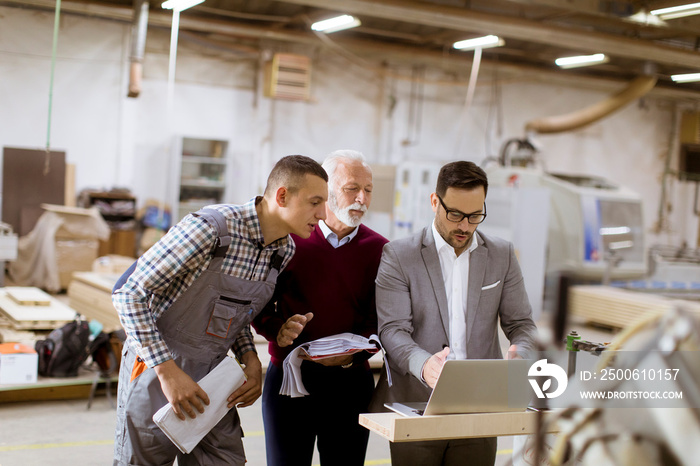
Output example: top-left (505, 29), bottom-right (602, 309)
top-left (0, 432), bottom-right (270, 452)
top-left (0, 439), bottom-right (114, 452)
top-left (0, 437), bottom-right (515, 462)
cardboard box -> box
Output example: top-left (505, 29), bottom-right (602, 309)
top-left (0, 343), bottom-right (38, 384)
top-left (98, 230), bottom-right (136, 258)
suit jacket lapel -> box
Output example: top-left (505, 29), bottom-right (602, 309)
top-left (467, 233), bottom-right (487, 343)
top-left (420, 227), bottom-right (450, 341)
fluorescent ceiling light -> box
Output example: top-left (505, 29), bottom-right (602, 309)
top-left (608, 240), bottom-right (634, 250)
top-left (161, 0), bottom-right (204, 11)
top-left (671, 72), bottom-right (700, 83)
top-left (625, 11), bottom-right (668, 27)
top-left (651, 2), bottom-right (700, 20)
top-left (600, 226), bottom-right (632, 235)
top-left (555, 53), bottom-right (608, 69)
top-left (453, 35), bottom-right (505, 51)
top-left (311, 15), bottom-right (361, 33)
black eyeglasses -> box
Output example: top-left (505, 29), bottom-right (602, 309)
top-left (436, 194), bottom-right (487, 224)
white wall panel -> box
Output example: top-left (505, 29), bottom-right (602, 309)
top-left (0, 5), bottom-right (697, 250)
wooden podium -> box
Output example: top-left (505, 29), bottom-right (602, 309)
top-left (359, 410), bottom-right (559, 442)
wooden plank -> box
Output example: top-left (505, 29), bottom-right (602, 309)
top-left (360, 410), bottom-right (560, 443)
top-left (569, 285), bottom-right (700, 329)
top-left (0, 288), bottom-right (77, 330)
top-left (69, 279), bottom-right (116, 313)
top-left (5, 287), bottom-right (52, 306)
top-left (69, 300), bottom-right (121, 333)
top-left (41, 203), bottom-right (94, 216)
top-left (0, 372), bottom-right (118, 403)
top-left (72, 271), bottom-right (121, 293)
top-left (0, 383), bottom-right (92, 403)
top-left (68, 288), bottom-right (122, 332)
top-left (64, 163), bottom-right (76, 207)
top-left (67, 273), bottom-right (122, 332)
top-left (359, 413), bottom-right (395, 441)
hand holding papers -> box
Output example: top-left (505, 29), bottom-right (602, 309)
top-left (153, 356), bottom-right (247, 454)
top-left (280, 332), bottom-right (389, 398)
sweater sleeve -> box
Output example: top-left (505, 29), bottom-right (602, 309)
top-left (251, 292), bottom-right (285, 342)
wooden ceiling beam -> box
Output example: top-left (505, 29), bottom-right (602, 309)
top-left (3, 0), bottom-right (699, 98)
top-left (503, 0), bottom-right (700, 36)
top-left (276, 0), bottom-right (700, 68)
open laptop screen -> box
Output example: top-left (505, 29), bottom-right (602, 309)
top-left (385, 359), bottom-right (532, 417)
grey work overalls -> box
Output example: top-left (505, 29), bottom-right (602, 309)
top-left (114, 208), bottom-right (281, 466)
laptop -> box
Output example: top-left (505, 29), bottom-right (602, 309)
top-left (385, 359), bottom-right (532, 417)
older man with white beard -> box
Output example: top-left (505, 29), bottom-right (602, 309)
top-left (253, 150), bottom-right (388, 466)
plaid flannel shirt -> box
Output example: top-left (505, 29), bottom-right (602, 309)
top-left (113, 198), bottom-right (294, 368)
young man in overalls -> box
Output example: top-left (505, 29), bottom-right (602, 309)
top-left (112, 155), bottom-right (329, 465)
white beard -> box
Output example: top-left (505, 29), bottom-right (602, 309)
top-left (329, 197), bottom-right (367, 228)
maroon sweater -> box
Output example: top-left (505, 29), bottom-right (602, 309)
top-left (253, 224), bottom-right (388, 367)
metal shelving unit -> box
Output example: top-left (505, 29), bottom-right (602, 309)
top-left (176, 137), bottom-right (228, 221)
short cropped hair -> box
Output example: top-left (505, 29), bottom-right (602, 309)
top-left (322, 150), bottom-right (370, 190)
top-left (435, 161), bottom-right (488, 198)
top-left (264, 155), bottom-right (328, 196)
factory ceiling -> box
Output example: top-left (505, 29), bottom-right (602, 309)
top-left (5, 0), bottom-right (700, 97)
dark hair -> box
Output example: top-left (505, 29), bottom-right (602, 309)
top-left (264, 155), bottom-right (328, 196)
top-left (435, 161), bottom-right (488, 197)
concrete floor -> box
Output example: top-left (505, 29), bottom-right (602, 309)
top-left (0, 390), bottom-right (525, 466)
top-left (0, 318), bottom-right (616, 466)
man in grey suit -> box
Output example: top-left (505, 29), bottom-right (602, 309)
top-left (370, 161), bottom-right (537, 465)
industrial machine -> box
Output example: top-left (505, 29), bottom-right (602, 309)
top-left (526, 305), bottom-right (700, 466)
top-left (486, 165), bottom-right (646, 282)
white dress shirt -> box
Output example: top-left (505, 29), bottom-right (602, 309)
top-left (432, 222), bottom-right (479, 360)
top-left (318, 220), bottom-right (359, 248)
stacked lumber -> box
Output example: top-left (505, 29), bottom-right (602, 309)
top-left (569, 285), bottom-right (700, 329)
top-left (6, 288), bottom-right (52, 306)
top-left (67, 272), bottom-right (122, 332)
top-left (0, 287), bottom-right (76, 330)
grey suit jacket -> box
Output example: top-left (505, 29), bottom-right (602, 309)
top-left (370, 227), bottom-right (537, 409)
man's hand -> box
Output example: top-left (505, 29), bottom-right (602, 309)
top-left (300, 353), bottom-right (353, 367)
top-left (506, 344), bottom-right (521, 360)
top-left (276, 313), bottom-right (313, 347)
top-left (227, 352), bottom-right (262, 408)
top-left (154, 359), bottom-right (210, 421)
top-left (422, 347), bottom-right (450, 389)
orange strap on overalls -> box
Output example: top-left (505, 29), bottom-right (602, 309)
top-left (130, 357), bottom-right (148, 382)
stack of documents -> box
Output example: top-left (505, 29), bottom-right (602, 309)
top-left (280, 332), bottom-right (381, 397)
top-left (153, 356), bottom-right (247, 454)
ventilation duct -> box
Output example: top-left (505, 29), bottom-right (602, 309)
top-left (525, 75), bottom-right (657, 134)
top-left (128, 0), bottom-right (149, 98)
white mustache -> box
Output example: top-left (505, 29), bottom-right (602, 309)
top-left (333, 201), bottom-right (367, 228)
top-left (345, 202), bottom-right (368, 213)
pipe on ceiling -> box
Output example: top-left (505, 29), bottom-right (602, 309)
top-left (524, 75), bottom-right (658, 134)
top-left (127, 0), bottom-right (149, 98)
